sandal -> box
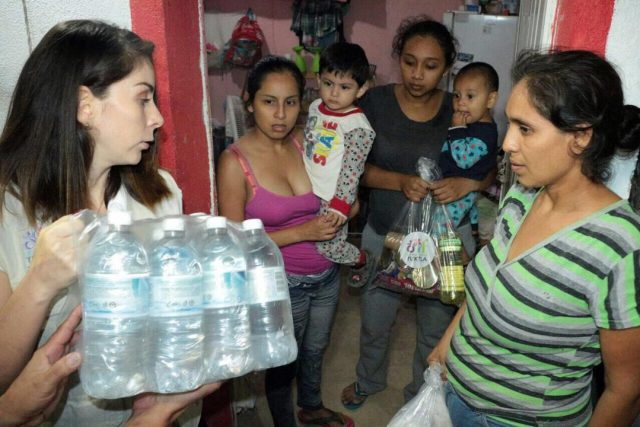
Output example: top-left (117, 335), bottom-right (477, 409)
top-left (347, 250), bottom-right (375, 288)
top-left (341, 382), bottom-right (369, 411)
top-left (297, 408), bottom-right (354, 427)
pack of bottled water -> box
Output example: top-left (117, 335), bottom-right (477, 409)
top-left (78, 212), bottom-right (297, 398)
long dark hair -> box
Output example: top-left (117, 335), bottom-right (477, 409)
top-left (0, 19), bottom-right (171, 225)
top-left (512, 50), bottom-right (640, 183)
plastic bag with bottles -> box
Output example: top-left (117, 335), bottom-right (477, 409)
top-left (373, 157), bottom-right (465, 306)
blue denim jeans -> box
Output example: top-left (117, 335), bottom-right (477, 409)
top-left (265, 265), bottom-right (340, 427)
top-left (445, 382), bottom-right (507, 427)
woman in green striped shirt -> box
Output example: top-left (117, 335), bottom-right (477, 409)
top-left (429, 50), bottom-right (640, 426)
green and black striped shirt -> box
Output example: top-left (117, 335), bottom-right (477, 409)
top-left (448, 184), bottom-right (640, 426)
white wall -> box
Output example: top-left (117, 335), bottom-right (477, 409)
top-left (606, 0), bottom-right (640, 108)
top-left (513, 0), bottom-right (639, 198)
top-left (0, 2), bottom-right (31, 129)
top-left (0, 0), bottom-right (132, 130)
top-left (604, 0), bottom-right (640, 197)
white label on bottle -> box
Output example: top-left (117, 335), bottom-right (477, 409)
top-left (83, 273), bottom-right (148, 316)
top-left (399, 232), bottom-right (437, 268)
top-left (149, 274), bottom-right (203, 316)
top-left (203, 270), bottom-right (245, 308)
top-left (247, 267), bottom-right (288, 303)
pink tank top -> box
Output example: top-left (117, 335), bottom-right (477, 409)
top-left (228, 141), bottom-right (333, 275)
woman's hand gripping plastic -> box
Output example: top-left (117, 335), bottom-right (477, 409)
top-left (386, 362), bottom-right (452, 427)
top-left (53, 210), bottom-right (101, 329)
top-left (27, 212), bottom-right (92, 303)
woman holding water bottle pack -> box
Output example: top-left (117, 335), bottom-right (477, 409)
top-left (0, 20), bottom-right (216, 426)
top-left (217, 56), bottom-right (355, 427)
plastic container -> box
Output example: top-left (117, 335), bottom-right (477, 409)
top-left (80, 211), bottom-right (150, 398)
top-left (242, 219), bottom-right (297, 370)
top-left (502, 0), bottom-right (519, 15)
top-left (464, 0), bottom-right (481, 12)
top-left (78, 214), bottom-right (298, 397)
top-left (200, 216), bottom-right (252, 381)
top-left (438, 230), bottom-right (466, 306)
top-left (148, 217), bottom-right (204, 393)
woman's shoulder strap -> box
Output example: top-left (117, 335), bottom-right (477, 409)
top-left (227, 144), bottom-right (258, 194)
top-left (289, 133), bottom-right (304, 154)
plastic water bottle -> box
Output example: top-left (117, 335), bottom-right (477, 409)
top-left (438, 230), bottom-right (466, 306)
top-left (81, 210), bottom-right (149, 398)
top-left (148, 217), bottom-right (204, 392)
top-left (200, 216), bottom-right (251, 381)
top-left (242, 219), bottom-right (297, 370)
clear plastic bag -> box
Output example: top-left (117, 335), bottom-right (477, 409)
top-left (387, 363), bottom-right (453, 427)
top-left (373, 158), bottom-right (461, 300)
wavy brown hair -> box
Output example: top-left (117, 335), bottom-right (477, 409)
top-left (0, 20), bottom-right (172, 225)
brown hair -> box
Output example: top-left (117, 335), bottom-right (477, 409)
top-left (0, 20), bottom-right (172, 225)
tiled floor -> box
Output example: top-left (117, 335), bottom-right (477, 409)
top-left (236, 267), bottom-right (419, 427)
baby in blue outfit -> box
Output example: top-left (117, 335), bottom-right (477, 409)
top-left (439, 62), bottom-right (499, 237)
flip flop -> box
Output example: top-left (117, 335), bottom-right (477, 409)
top-left (297, 408), bottom-right (355, 427)
top-left (341, 382), bottom-right (369, 411)
top-left (347, 250), bottom-right (375, 288)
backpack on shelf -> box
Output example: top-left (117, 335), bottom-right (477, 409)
top-left (223, 8), bottom-right (265, 68)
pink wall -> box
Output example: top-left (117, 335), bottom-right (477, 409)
top-left (205, 0), bottom-right (463, 123)
top-left (132, 0), bottom-right (212, 214)
top-left (551, 0), bottom-right (614, 55)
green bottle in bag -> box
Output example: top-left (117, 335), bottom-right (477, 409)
top-left (438, 232), bottom-right (465, 306)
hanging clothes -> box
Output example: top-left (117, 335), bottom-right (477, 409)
top-left (290, 0), bottom-right (349, 49)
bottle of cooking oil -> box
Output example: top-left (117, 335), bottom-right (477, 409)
top-left (438, 231), bottom-right (465, 306)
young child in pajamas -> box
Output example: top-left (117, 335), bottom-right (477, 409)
top-left (302, 41), bottom-right (376, 285)
top-left (439, 62), bottom-right (499, 239)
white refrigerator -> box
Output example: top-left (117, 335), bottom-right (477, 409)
top-left (442, 11), bottom-right (519, 146)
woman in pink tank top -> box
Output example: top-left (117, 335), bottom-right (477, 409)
top-left (217, 57), bottom-right (355, 427)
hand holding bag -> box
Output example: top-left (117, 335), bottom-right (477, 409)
top-left (387, 362), bottom-right (453, 427)
top-left (373, 158), bottom-right (458, 299)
